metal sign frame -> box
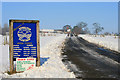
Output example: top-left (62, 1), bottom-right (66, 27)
top-left (9, 20), bottom-right (40, 74)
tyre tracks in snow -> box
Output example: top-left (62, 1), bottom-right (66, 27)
top-left (62, 37), bottom-right (120, 80)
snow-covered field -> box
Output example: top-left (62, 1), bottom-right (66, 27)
top-left (1, 33), bottom-right (119, 78)
top-left (79, 34), bottom-right (119, 52)
top-left (0, 34), bottom-right (75, 78)
top-left (0, 35), bottom-right (2, 79)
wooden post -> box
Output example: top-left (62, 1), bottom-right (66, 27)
top-left (4, 37), bottom-right (5, 45)
top-left (37, 21), bottom-right (40, 67)
top-left (6, 35), bottom-right (8, 44)
top-left (9, 20), bottom-right (14, 74)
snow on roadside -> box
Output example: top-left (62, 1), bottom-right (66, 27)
top-left (79, 34), bottom-right (119, 52)
top-left (2, 34), bottom-right (75, 78)
top-left (0, 38), bottom-right (2, 79)
top-left (0, 35), bottom-right (10, 79)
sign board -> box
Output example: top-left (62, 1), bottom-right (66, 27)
top-left (9, 20), bottom-right (40, 73)
top-left (16, 58), bottom-right (36, 72)
top-left (13, 22), bottom-right (37, 60)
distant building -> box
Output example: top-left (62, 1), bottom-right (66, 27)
top-left (54, 29), bottom-right (64, 34)
top-left (40, 29), bottom-right (64, 34)
top-left (40, 29), bottom-right (54, 33)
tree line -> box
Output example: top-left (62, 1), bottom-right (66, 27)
top-left (0, 23), bottom-right (9, 35)
top-left (0, 22), bottom-right (119, 36)
top-left (63, 22), bottom-right (104, 36)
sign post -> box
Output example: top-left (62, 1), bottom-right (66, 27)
top-left (9, 20), bottom-right (40, 73)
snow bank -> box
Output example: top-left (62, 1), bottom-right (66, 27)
top-left (0, 35), bottom-right (3, 79)
top-left (1, 34), bottom-right (75, 78)
top-left (79, 34), bottom-right (119, 52)
top-left (0, 35), bottom-right (9, 79)
top-left (0, 35), bottom-right (2, 45)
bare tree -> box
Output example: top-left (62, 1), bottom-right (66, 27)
top-left (0, 25), bottom-right (2, 34)
top-left (73, 26), bottom-right (81, 36)
top-left (93, 23), bottom-right (104, 35)
top-left (4, 23), bottom-right (9, 32)
top-left (76, 22), bottom-right (88, 34)
top-left (77, 22), bottom-right (87, 28)
top-left (84, 27), bottom-right (90, 34)
top-left (104, 32), bottom-right (111, 35)
top-left (2, 23), bottom-right (9, 35)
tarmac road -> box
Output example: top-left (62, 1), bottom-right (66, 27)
top-left (62, 36), bottom-right (120, 80)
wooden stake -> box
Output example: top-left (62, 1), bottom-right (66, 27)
top-left (9, 20), bottom-right (14, 74)
top-left (4, 37), bottom-right (5, 45)
top-left (6, 35), bottom-right (8, 44)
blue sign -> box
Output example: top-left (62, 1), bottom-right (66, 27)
top-left (13, 22), bottom-right (37, 60)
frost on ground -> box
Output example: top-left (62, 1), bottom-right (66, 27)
top-left (79, 34), bottom-right (119, 52)
top-left (1, 34), bottom-right (75, 78)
